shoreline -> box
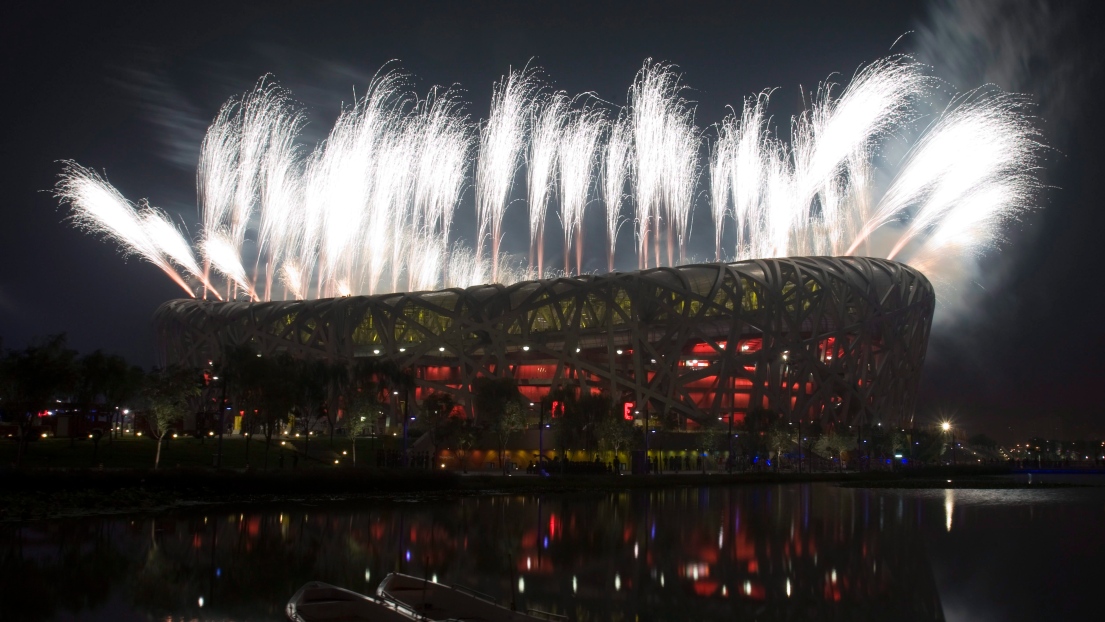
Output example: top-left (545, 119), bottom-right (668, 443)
top-left (2, 466), bottom-right (1096, 523)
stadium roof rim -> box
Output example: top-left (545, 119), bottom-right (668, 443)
top-left (156, 255), bottom-right (933, 312)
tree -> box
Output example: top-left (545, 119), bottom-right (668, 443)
top-left (257, 354), bottom-right (297, 470)
top-left (473, 377), bottom-right (526, 474)
top-left (765, 418), bottom-right (794, 471)
top-left (815, 428), bottom-right (857, 472)
top-left (575, 393), bottom-right (610, 455)
top-left (0, 334), bottom-right (78, 467)
top-left (419, 392), bottom-right (458, 469)
top-left (452, 418), bottom-right (478, 474)
top-left (698, 419), bottom-right (726, 473)
top-left (345, 406), bottom-right (375, 466)
top-left (74, 351), bottom-right (140, 456)
top-left (142, 366), bottom-right (196, 469)
top-left (342, 359), bottom-right (388, 466)
top-left (595, 410), bottom-right (635, 469)
top-left (738, 408), bottom-right (777, 466)
top-left (968, 433), bottom-right (998, 450)
top-left (219, 344), bottom-right (267, 465)
top-left (799, 420), bottom-right (824, 472)
top-left (292, 358), bottom-right (332, 457)
top-left (101, 357), bottom-right (144, 443)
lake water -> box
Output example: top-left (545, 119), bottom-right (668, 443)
top-left (3, 477), bottom-right (1103, 621)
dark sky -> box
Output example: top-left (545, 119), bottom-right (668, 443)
top-left (2, 0), bottom-right (1102, 443)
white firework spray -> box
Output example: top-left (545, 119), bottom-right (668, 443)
top-left (602, 114), bottom-right (632, 271)
top-left (256, 91), bottom-right (307, 300)
top-left (476, 67), bottom-right (537, 281)
top-left (557, 102), bottom-right (606, 275)
top-left (413, 87), bottom-right (473, 269)
top-left (62, 57), bottom-right (1043, 309)
top-left (883, 91), bottom-right (1038, 261)
top-left (527, 91), bottom-right (569, 278)
top-left (56, 162), bottom-right (197, 297)
top-left (628, 60), bottom-right (697, 268)
top-left (708, 126), bottom-right (731, 262)
top-left (662, 118), bottom-right (699, 265)
top-left (729, 93), bottom-right (769, 260)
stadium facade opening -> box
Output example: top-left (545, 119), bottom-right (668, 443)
top-left (156, 256), bottom-right (934, 427)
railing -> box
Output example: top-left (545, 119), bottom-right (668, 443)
top-left (450, 582), bottom-right (499, 604)
top-left (527, 607), bottom-right (569, 621)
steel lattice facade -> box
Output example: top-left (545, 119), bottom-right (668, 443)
top-left (155, 256), bottom-right (934, 427)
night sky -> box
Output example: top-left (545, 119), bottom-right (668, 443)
top-left (2, 0), bottom-right (1102, 444)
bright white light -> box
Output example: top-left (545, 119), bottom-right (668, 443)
top-left (60, 58), bottom-right (1039, 307)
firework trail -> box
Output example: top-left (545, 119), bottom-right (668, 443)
top-left (256, 90), bottom-right (307, 300)
top-left (709, 128), bottom-right (730, 262)
top-left (527, 91), bottom-right (569, 277)
top-left (602, 114), bottom-right (632, 271)
top-left (662, 118), bottom-right (699, 265)
top-left (863, 90), bottom-right (1038, 259)
top-left (729, 93), bottom-right (769, 260)
top-left (56, 162), bottom-right (197, 297)
top-left (138, 208), bottom-right (216, 295)
top-left (476, 67), bottom-right (537, 281)
top-left (628, 60), bottom-right (698, 268)
top-left (203, 231), bottom-right (255, 299)
top-left (628, 60), bottom-right (678, 269)
top-left (413, 87), bottom-right (473, 279)
top-left (558, 102), bottom-right (605, 275)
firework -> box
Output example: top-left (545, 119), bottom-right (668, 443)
top-left (602, 115), bottom-right (632, 271)
top-left (413, 87), bottom-right (473, 279)
top-left (62, 57), bottom-right (1042, 307)
top-left (876, 91), bottom-right (1037, 260)
top-left (527, 91), bottom-right (569, 277)
top-left (476, 67), bottom-right (537, 281)
top-left (558, 103), bottom-right (605, 275)
top-left (56, 162), bottom-right (195, 297)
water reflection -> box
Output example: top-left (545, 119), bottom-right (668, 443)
top-left (3, 483), bottom-right (1100, 621)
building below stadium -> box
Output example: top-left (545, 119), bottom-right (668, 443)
top-left (156, 256), bottom-right (934, 429)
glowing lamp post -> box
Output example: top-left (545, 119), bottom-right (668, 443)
top-left (941, 421), bottom-right (956, 465)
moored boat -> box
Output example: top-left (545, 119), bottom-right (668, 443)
top-left (286, 581), bottom-right (423, 622)
top-left (377, 572), bottom-right (564, 622)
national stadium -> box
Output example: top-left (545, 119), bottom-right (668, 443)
top-left (155, 256), bottom-right (934, 428)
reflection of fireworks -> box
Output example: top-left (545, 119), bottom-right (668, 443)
top-left (58, 56), bottom-right (1041, 303)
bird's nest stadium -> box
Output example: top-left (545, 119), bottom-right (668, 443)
top-left (155, 256), bottom-right (934, 428)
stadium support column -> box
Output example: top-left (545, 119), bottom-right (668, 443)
top-left (401, 389), bottom-right (410, 468)
top-left (216, 374), bottom-right (227, 469)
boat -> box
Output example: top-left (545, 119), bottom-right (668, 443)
top-left (286, 581), bottom-right (424, 621)
top-left (377, 572), bottom-right (565, 621)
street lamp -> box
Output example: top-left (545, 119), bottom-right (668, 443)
top-left (536, 400), bottom-right (546, 475)
top-left (941, 421), bottom-right (956, 465)
top-left (394, 390), bottom-right (410, 468)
